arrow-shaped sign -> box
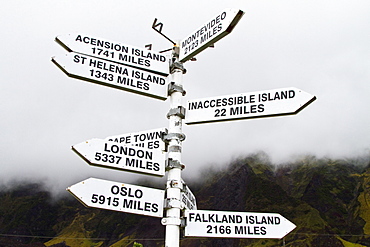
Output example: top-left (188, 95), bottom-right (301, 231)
top-left (56, 33), bottom-right (169, 76)
top-left (52, 52), bottom-right (168, 100)
top-left (184, 210), bottom-right (296, 239)
top-left (185, 87), bottom-right (316, 125)
top-left (179, 8), bottom-right (244, 63)
top-left (72, 139), bottom-right (166, 176)
top-left (67, 178), bottom-right (165, 217)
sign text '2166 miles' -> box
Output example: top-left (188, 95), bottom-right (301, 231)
top-left (185, 210), bottom-right (296, 239)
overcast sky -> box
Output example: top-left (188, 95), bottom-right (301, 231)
top-left (1, 0), bottom-right (369, 194)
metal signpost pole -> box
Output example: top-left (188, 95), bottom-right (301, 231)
top-left (162, 44), bottom-right (186, 247)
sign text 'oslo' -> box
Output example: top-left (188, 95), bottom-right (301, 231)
top-left (68, 178), bottom-right (164, 217)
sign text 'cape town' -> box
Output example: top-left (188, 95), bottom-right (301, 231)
top-left (179, 8), bottom-right (244, 63)
top-left (68, 178), bottom-right (164, 218)
top-left (185, 210), bottom-right (296, 239)
top-left (72, 139), bottom-right (166, 177)
top-left (52, 52), bottom-right (168, 100)
top-left (105, 128), bottom-right (167, 152)
top-left (186, 87), bottom-right (316, 125)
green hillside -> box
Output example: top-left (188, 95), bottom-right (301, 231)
top-left (0, 154), bottom-right (369, 246)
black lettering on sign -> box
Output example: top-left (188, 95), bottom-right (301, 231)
top-left (89, 70), bottom-right (114, 82)
top-left (181, 11), bottom-right (227, 49)
top-left (116, 76), bottom-right (150, 91)
top-left (258, 90), bottom-right (295, 102)
top-left (110, 185), bottom-right (143, 198)
top-left (125, 158), bottom-right (160, 171)
top-left (122, 198), bottom-right (133, 208)
top-left (88, 58), bottom-right (128, 75)
top-left (151, 203), bottom-right (159, 212)
top-left (122, 199), bottom-right (158, 212)
top-left (148, 140), bottom-right (160, 149)
top-left (94, 152), bottom-right (121, 164)
top-left (245, 215), bottom-right (281, 225)
top-left (189, 213), bottom-right (243, 223)
top-left (206, 225), bottom-right (232, 234)
top-left (234, 226), bottom-right (267, 235)
top-left (105, 144), bottom-right (153, 160)
top-left (73, 54), bottom-right (87, 64)
top-left (75, 35), bottom-right (129, 53)
top-left (183, 40), bottom-right (199, 56)
top-left (108, 136), bottom-right (131, 144)
top-left (132, 70), bottom-right (166, 85)
top-left (118, 54), bottom-right (151, 67)
top-left (131, 48), bottom-right (167, 62)
top-left (229, 104), bottom-right (264, 116)
top-left (126, 158), bottom-right (143, 169)
top-left (214, 108), bottom-right (226, 117)
top-left (91, 194), bottom-right (119, 207)
top-left (91, 47), bottom-right (114, 59)
top-left (200, 23), bottom-right (222, 44)
top-left (134, 131), bottom-right (162, 142)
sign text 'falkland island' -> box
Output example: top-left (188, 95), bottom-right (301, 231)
top-left (185, 210), bottom-right (296, 239)
top-left (67, 178), bottom-right (164, 217)
top-left (186, 87), bottom-right (316, 125)
top-left (52, 52), bottom-right (168, 100)
top-left (179, 8), bottom-right (244, 63)
top-left (56, 33), bottom-right (169, 76)
top-left (72, 139), bottom-right (166, 176)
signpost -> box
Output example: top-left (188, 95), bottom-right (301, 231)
top-left (72, 139), bottom-right (166, 176)
top-left (184, 210), bottom-right (296, 239)
top-left (67, 177), bottom-right (165, 218)
top-left (52, 52), bottom-right (168, 100)
top-left (53, 7), bottom-right (315, 247)
top-left (56, 33), bottom-right (169, 76)
top-left (179, 8), bottom-right (244, 63)
top-left (105, 127), bottom-right (167, 151)
top-left (186, 87), bottom-right (316, 125)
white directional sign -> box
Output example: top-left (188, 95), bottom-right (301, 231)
top-left (185, 210), bottom-right (296, 239)
top-left (67, 178), bottom-right (164, 218)
top-left (185, 87), bottom-right (316, 125)
top-left (72, 139), bottom-right (166, 176)
top-left (181, 181), bottom-right (197, 210)
top-left (105, 128), bottom-right (167, 152)
top-left (52, 52), bottom-right (168, 100)
top-left (179, 8), bottom-right (244, 63)
top-left (56, 33), bottom-right (169, 75)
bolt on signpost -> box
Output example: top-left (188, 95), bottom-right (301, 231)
top-left (53, 8), bottom-right (315, 247)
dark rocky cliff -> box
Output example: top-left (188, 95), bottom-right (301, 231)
top-left (1, 154), bottom-right (369, 246)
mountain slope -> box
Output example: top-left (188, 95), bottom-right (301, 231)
top-left (0, 154), bottom-right (369, 246)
